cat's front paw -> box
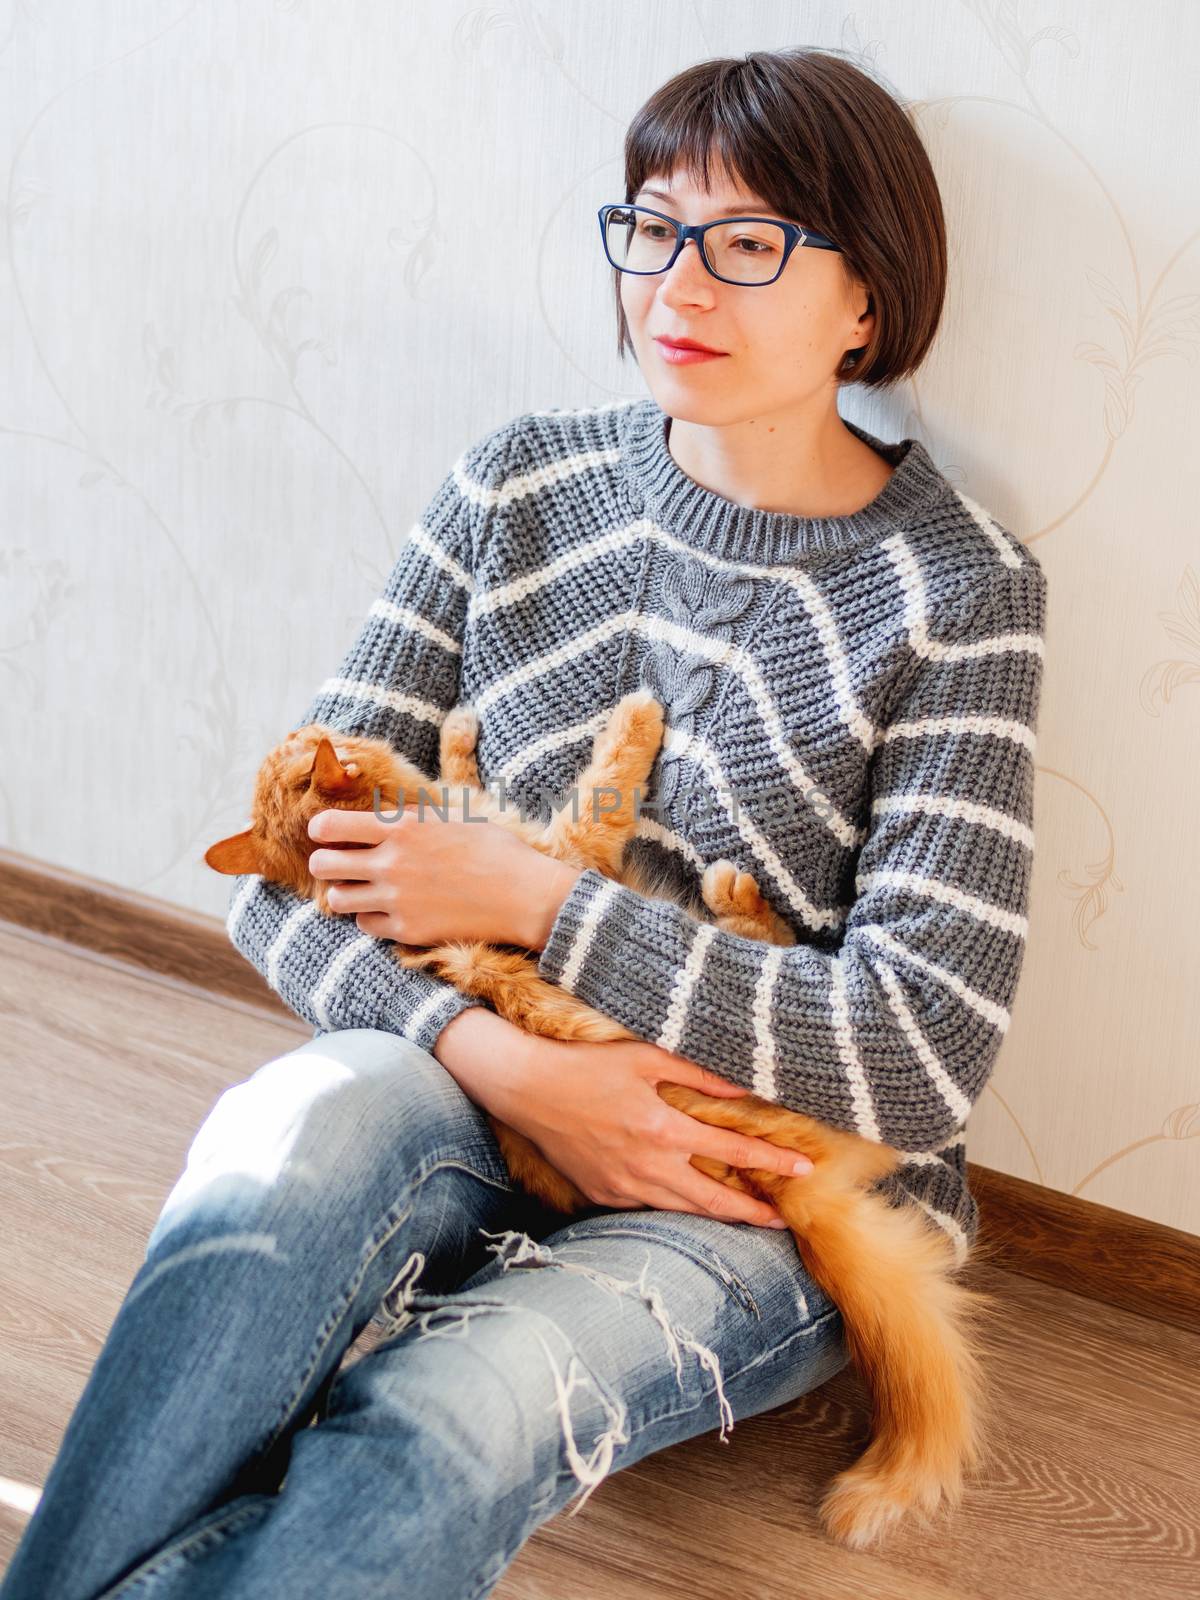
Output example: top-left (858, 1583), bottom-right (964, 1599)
top-left (610, 688), bottom-right (666, 740)
top-left (702, 859), bottom-right (768, 918)
top-left (438, 704), bottom-right (483, 791)
top-left (440, 705), bottom-right (480, 750)
top-left (701, 859), bottom-right (796, 945)
top-left (589, 690), bottom-right (666, 773)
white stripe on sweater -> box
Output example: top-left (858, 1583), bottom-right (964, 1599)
top-left (406, 522), bottom-right (476, 590)
top-left (473, 611), bottom-right (630, 713)
top-left (230, 878), bottom-right (451, 1042)
top-left (452, 431), bottom-right (625, 521)
top-left (490, 704), bottom-right (613, 790)
top-left (658, 920), bottom-right (716, 1054)
top-left (749, 944), bottom-right (783, 1100)
top-left (632, 815), bottom-right (707, 877)
top-left (310, 933), bottom-right (375, 1030)
top-left (313, 677), bottom-right (448, 732)
top-left (881, 713), bottom-right (1037, 754)
top-left (468, 526), bottom-right (642, 617)
top-left (661, 727), bottom-right (851, 931)
top-left (901, 1147), bottom-right (961, 1168)
top-left (859, 924), bottom-right (1010, 1031)
top-left (891, 528), bottom-right (1038, 665)
top-left (720, 943), bottom-right (885, 1143)
top-left (902, 597), bottom-right (1034, 666)
top-left (913, 626), bottom-right (1044, 665)
top-left (876, 959), bottom-right (974, 1126)
top-left (660, 710), bottom-right (862, 850)
top-left (871, 792), bottom-right (1035, 851)
top-left (500, 448), bottom-right (626, 505)
top-left (951, 490), bottom-right (1025, 569)
top-left (911, 1200), bottom-right (970, 1267)
top-left (557, 875), bottom-right (619, 992)
top-left (887, 533), bottom-right (939, 661)
top-left (794, 572), bottom-right (877, 748)
top-left (831, 956), bottom-right (885, 1142)
top-left (858, 869), bottom-right (1029, 938)
top-left (405, 985), bottom-right (459, 1044)
top-left (369, 597), bottom-right (462, 656)
top-left (226, 874), bottom-right (261, 937)
top-left (267, 900), bottom-right (318, 991)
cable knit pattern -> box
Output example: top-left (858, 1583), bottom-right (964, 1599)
top-left (225, 396), bottom-right (1048, 1259)
top-left (643, 556), bottom-right (756, 818)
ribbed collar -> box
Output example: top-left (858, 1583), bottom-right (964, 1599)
top-left (618, 395), bottom-right (948, 564)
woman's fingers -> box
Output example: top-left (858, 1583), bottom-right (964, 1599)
top-left (325, 881), bottom-right (387, 913)
top-left (651, 1053), bottom-right (752, 1099)
top-left (665, 1173), bottom-right (790, 1230)
top-left (708, 1128), bottom-right (813, 1177)
top-left (309, 845), bottom-right (378, 881)
top-left (691, 1078), bottom-right (752, 1098)
top-left (664, 1111), bottom-right (812, 1178)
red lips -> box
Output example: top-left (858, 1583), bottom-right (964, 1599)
top-left (654, 335), bottom-right (727, 354)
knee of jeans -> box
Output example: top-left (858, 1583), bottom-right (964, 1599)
top-left (152, 1030), bottom-right (469, 1235)
top-left (333, 1289), bottom-right (615, 1503)
top-left (354, 1226), bottom-right (728, 1517)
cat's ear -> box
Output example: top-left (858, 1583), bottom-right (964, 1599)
top-left (205, 830), bottom-right (262, 874)
top-left (311, 737), bottom-right (359, 793)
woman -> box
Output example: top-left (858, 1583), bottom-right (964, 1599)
top-left (2, 46), bottom-right (1046, 1599)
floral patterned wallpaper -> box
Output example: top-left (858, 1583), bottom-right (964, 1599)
top-left (1, 1), bottom-right (1195, 1235)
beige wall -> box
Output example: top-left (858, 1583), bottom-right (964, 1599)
top-left (2, 3), bottom-right (1196, 1237)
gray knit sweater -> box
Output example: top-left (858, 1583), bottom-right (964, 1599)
top-left (227, 396), bottom-right (1047, 1261)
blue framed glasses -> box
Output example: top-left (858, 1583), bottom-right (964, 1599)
top-left (598, 201), bottom-right (841, 287)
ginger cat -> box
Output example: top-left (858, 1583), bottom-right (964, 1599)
top-left (206, 691), bottom-right (1001, 1549)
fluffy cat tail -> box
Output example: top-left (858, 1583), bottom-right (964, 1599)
top-left (778, 1178), bottom-right (1002, 1550)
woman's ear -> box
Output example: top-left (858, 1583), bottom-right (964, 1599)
top-left (839, 278), bottom-right (875, 377)
top-left (850, 282), bottom-right (875, 340)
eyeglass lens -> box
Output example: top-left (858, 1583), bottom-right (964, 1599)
top-left (604, 205), bottom-right (788, 285)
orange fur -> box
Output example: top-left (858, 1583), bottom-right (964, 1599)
top-left (206, 691), bottom-right (1002, 1548)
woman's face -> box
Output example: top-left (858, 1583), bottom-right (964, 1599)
top-left (618, 163), bottom-right (872, 422)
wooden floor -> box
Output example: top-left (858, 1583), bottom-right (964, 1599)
top-left (1, 920), bottom-right (1197, 1599)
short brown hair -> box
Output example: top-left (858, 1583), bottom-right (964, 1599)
top-left (613, 48), bottom-right (947, 389)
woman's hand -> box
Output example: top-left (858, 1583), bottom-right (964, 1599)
top-left (307, 805), bottom-right (580, 949)
top-left (479, 1024), bottom-right (812, 1230)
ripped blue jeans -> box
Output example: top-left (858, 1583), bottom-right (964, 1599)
top-left (0, 1027), bottom-right (850, 1600)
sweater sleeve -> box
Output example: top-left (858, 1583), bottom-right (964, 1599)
top-left (534, 563), bottom-right (1047, 1153)
top-left (224, 419), bottom-right (517, 1055)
